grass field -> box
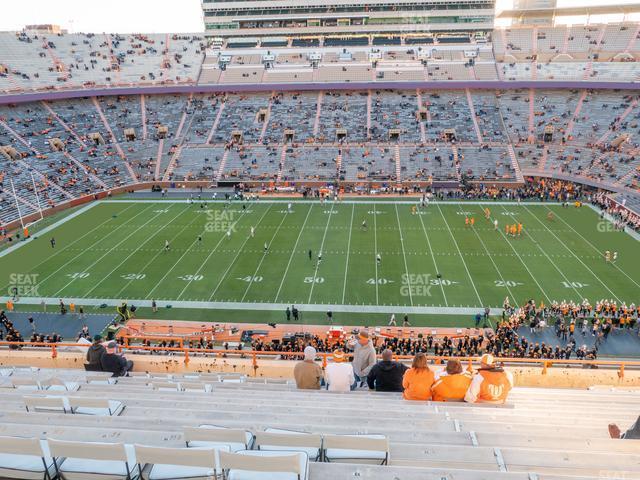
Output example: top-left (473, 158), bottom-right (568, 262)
top-left (0, 199), bottom-right (638, 325)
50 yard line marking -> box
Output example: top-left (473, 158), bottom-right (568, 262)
top-left (436, 203), bottom-right (484, 308)
top-left (307, 201), bottom-right (335, 303)
top-left (416, 208), bottom-right (448, 306)
top-left (207, 205), bottom-right (273, 302)
top-left (274, 204), bottom-right (314, 303)
top-left (341, 203), bottom-right (355, 304)
top-left (394, 204), bottom-right (413, 306)
top-left (241, 209), bottom-right (288, 302)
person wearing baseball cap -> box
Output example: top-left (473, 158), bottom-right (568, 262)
top-left (85, 334), bottom-right (106, 371)
top-left (324, 349), bottom-right (354, 392)
top-left (464, 353), bottom-right (513, 404)
top-left (349, 330), bottom-right (376, 389)
top-left (99, 341), bottom-right (134, 377)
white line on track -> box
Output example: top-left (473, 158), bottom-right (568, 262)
top-left (341, 203), bottom-right (355, 304)
top-left (394, 204), bottom-right (413, 307)
top-left (435, 203), bottom-right (484, 307)
top-left (524, 205), bottom-right (622, 302)
top-left (241, 209), bottom-right (288, 302)
top-left (416, 207), bottom-right (448, 307)
top-left (52, 205), bottom-right (169, 296)
top-left (82, 204), bottom-right (191, 297)
top-left (206, 205), bottom-right (273, 302)
top-left (307, 201), bottom-right (335, 304)
top-left (274, 204), bottom-right (314, 303)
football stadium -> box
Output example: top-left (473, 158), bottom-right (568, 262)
top-left (0, 0), bottom-right (639, 477)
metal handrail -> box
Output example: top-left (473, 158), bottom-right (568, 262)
top-left (0, 341), bottom-right (637, 378)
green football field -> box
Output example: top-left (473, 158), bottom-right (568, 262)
top-left (0, 199), bottom-right (638, 325)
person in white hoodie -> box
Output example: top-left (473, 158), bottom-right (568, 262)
top-left (324, 349), bottom-right (354, 392)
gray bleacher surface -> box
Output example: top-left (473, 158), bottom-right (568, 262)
top-left (0, 366), bottom-right (638, 479)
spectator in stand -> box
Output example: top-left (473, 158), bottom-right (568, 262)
top-left (324, 349), bottom-right (354, 392)
top-left (293, 346), bottom-right (323, 390)
top-left (609, 416), bottom-right (640, 439)
top-left (100, 341), bottom-right (134, 377)
top-left (367, 349), bottom-right (408, 392)
top-left (402, 352), bottom-right (435, 400)
top-left (85, 334), bottom-right (106, 370)
top-left (350, 331), bottom-right (376, 389)
top-left (431, 359), bottom-right (473, 402)
top-left (464, 354), bottom-right (513, 404)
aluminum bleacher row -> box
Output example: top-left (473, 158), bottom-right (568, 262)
top-left (0, 365), bottom-right (638, 479)
top-left (2, 87), bottom-right (640, 224)
top-left (4, 23), bottom-right (640, 93)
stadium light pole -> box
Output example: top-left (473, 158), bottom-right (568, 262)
top-left (30, 172), bottom-right (45, 220)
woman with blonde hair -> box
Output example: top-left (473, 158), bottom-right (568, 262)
top-left (402, 352), bottom-right (435, 400)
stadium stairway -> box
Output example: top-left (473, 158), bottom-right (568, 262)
top-left (0, 367), bottom-right (638, 479)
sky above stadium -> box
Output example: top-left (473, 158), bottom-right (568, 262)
top-left (0, 0), bottom-right (203, 33)
top-left (0, 0), bottom-right (637, 33)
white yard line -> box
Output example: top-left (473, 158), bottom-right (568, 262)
top-left (206, 205), bottom-right (273, 302)
top-left (483, 206), bottom-right (551, 304)
top-left (29, 204), bottom-right (150, 292)
top-left (145, 208), bottom-right (254, 300)
top-left (416, 209), bottom-right (448, 307)
top-left (240, 210), bottom-right (288, 302)
top-left (341, 203), bottom-right (355, 304)
top-left (52, 206), bottom-right (169, 297)
top-left (524, 205), bottom-right (622, 302)
top-left (102, 199), bottom-right (563, 206)
top-left (552, 205), bottom-right (640, 290)
top-left (497, 205), bottom-right (583, 300)
top-left (373, 204), bottom-right (380, 304)
top-left (307, 201), bottom-right (335, 304)
top-left (435, 203), bottom-right (484, 308)
top-left (2, 295), bottom-right (506, 315)
top-left (459, 204), bottom-right (519, 306)
top-left (394, 204), bottom-right (413, 307)
top-left (114, 209), bottom-right (203, 298)
top-left (82, 205), bottom-right (190, 297)
top-left (274, 204), bottom-right (314, 302)
top-left (0, 202), bottom-right (101, 259)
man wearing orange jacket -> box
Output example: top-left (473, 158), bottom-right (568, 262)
top-left (431, 359), bottom-right (472, 402)
top-left (464, 354), bottom-right (513, 404)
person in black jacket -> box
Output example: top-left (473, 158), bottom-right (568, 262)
top-left (100, 341), bottom-right (134, 377)
top-left (367, 349), bottom-right (408, 392)
top-left (85, 334), bottom-right (106, 370)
